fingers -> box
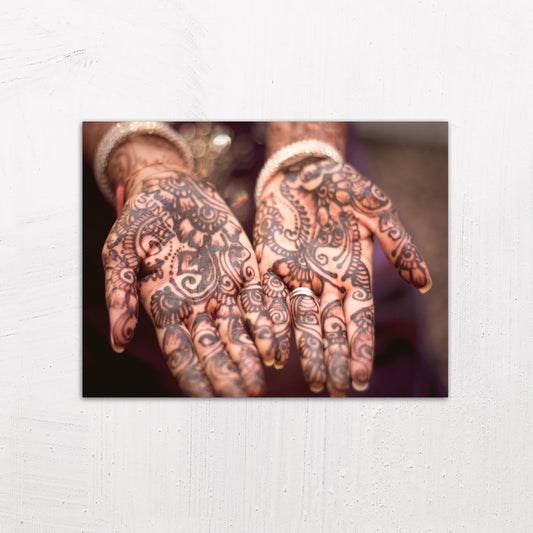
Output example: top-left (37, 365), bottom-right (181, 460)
top-left (344, 288), bottom-right (375, 392)
top-left (373, 210), bottom-right (432, 293)
top-left (146, 284), bottom-right (215, 396)
top-left (215, 304), bottom-right (266, 397)
top-left (238, 281), bottom-right (278, 367)
top-left (320, 291), bottom-right (350, 397)
top-left (290, 291), bottom-right (327, 393)
top-left (156, 324), bottom-right (214, 397)
top-left (147, 283), bottom-right (258, 397)
top-left (261, 270), bottom-right (291, 369)
top-left (190, 313), bottom-right (247, 397)
top-left (102, 246), bottom-right (140, 353)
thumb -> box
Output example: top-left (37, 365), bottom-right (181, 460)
top-left (102, 227), bottom-right (141, 353)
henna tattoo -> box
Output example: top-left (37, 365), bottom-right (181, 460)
top-left (239, 282), bottom-right (264, 314)
top-left (254, 159), bottom-right (431, 393)
top-left (238, 281), bottom-right (279, 366)
top-left (290, 293), bottom-right (326, 391)
top-left (348, 306), bottom-right (375, 387)
top-left (377, 209), bottom-right (429, 289)
top-left (255, 160), bottom-right (429, 297)
top-left (103, 169), bottom-right (273, 396)
top-left (150, 285), bottom-right (192, 327)
top-left (255, 162), bottom-right (373, 299)
top-left (190, 313), bottom-right (246, 397)
top-left (162, 324), bottom-right (213, 397)
top-left (215, 304), bottom-right (265, 396)
top-left (321, 300), bottom-right (350, 396)
top-left (262, 271), bottom-right (290, 366)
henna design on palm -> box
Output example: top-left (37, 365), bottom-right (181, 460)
top-left (254, 160), bottom-right (431, 395)
top-left (102, 169), bottom-right (286, 397)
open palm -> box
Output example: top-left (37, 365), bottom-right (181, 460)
top-left (254, 160), bottom-right (431, 395)
top-left (102, 167), bottom-right (282, 397)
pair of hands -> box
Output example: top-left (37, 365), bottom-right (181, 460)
top-left (102, 160), bottom-right (431, 397)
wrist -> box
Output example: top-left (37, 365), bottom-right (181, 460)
top-left (107, 135), bottom-right (188, 192)
top-left (255, 139), bottom-right (344, 206)
top-left (266, 122), bottom-right (347, 158)
top-left (121, 162), bottom-right (192, 203)
top-left (92, 122), bottom-right (193, 207)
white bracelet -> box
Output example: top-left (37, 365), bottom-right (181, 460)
top-left (93, 121), bottom-right (194, 206)
top-left (254, 139), bottom-right (344, 207)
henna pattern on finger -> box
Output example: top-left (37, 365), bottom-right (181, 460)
top-left (215, 305), bottom-right (265, 396)
top-left (162, 324), bottom-right (214, 397)
top-left (378, 210), bottom-right (429, 288)
top-left (262, 271), bottom-right (291, 365)
top-left (102, 248), bottom-right (139, 349)
top-left (238, 282), bottom-right (278, 361)
top-left (349, 306), bottom-right (375, 388)
top-left (239, 282), bottom-right (264, 314)
top-left (290, 294), bottom-right (326, 391)
top-left (190, 313), bottom-right (246, 397)
top-left (322, 300), bottom-right (350, 395)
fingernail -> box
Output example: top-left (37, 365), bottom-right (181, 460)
top-left (264, 359), bottom-right (275, 367)
top-left (110, 332), bottom-right (124, 354)
top-left (274, 362), bottom-right (285, 370)
top-left (352, 380), bottom-right (369, 392)
top-left (310, 383), bottom-right (324, 393)
top-left (419, 280), bottom-right (432, 294)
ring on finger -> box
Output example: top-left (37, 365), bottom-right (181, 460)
top-left (289, 287), bottom-right (319, 301)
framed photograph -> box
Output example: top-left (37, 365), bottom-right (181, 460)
top-left (83, 121), bottom-right (447, 397)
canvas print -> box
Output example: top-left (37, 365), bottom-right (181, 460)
top-left (83, 122), bottom-right (447, 397)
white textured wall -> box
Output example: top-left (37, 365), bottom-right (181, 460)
top-left (1, 1), bottom-right (532, 531)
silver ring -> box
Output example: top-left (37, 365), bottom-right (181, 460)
top-left (289, 287), bottom-right (317, 300)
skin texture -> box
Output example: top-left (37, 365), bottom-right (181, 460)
top-left (102, 166), bottom-right (286, 397)
top-left (254, 160), bottom-right (432, 396)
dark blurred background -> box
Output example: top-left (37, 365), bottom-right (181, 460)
top-left (83, 122), bottom-right (447, 397)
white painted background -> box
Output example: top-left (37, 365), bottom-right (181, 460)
top-left (1, 1), bottom-right (532, 531)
